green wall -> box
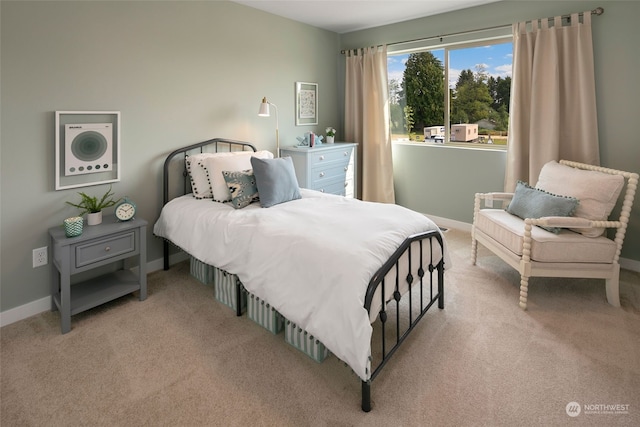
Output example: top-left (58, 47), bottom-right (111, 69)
top-left (2, 0), bottom-right (639, 316)
top-left (0, 0), bottom-right (341, 312)
top-left (340, 0), bottom-right (640, 264)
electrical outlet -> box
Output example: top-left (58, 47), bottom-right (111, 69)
top-left (33, 247), bottom-right (48, 268)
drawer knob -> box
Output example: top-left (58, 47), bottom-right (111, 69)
top-left (320, 189), bottom-right (325, 192)
top-left (344, 166), bottom-right (348, 171)
top-left (343, 152), bottom-right (348, 156)
top-left (105, 246), bottom-right (111, 252)
top-left (319, 172), bottom-right (325, 177)
top-left (319, 155), bottom-right (325, 160)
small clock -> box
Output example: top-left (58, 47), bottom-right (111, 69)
top-left (115, 197), bottom-right (137, 221)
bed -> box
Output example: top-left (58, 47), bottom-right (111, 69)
top-left (153, 138), bottom-right (449, 411)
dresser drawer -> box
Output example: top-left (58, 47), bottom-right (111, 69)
top-left (313, 178), bottom-right (348, 196)
top-left (75, 231), bottom-right (136, 269)
top-left (310, 163), bottom-right (349, 185)
top-left (310, 147), bottom-right (353, 166)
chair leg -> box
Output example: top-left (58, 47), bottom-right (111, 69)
top-left (519, 275), bottom-right (529, 310)
top-left (605, 267), bottom-right (621, 307)
top-left (471, 234), bottom-right (477, 266)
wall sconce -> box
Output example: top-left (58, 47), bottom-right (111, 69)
top-left (258, 97), bottom-right (279, 157)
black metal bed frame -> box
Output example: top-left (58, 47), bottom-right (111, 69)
top-left (159, 138), bottom-right (445, 412)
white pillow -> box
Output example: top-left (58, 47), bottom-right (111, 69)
top-left (186, 152), bottom-right (236, 199)
top-left (535, 161), bottom-right (624, 237)
top-left (201, 150), bottom-right (274, 202)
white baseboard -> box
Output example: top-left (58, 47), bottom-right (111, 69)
top-left (0, 296), bottom-right (52, 328)
top-left (1, 228), bottom-right (637, 328)
top-left (0, 252), bottom-right (189, 328)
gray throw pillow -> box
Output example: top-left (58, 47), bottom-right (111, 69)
top-left (250, 156), bottom-right (301, 208)
top-left (506, 181), bottom-right (579, 233)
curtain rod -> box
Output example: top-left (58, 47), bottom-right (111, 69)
top-left (341, 7), bottom-right (604, 54)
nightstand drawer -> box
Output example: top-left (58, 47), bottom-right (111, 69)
top-left (75, 231), bottom-right (136, 269)
top-left (310, 147), bottom-right (353, 166)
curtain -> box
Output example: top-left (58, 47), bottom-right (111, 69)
top-left (345, 46), bottom-right (395, 203)
top-left (505, 12), bottom-right (599, 191)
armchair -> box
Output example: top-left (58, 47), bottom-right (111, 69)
top-left (471, 160), bottom-right (638, 310)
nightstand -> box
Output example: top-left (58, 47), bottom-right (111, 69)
top-left (280, 142), bottom-right (357, 197)
top-left (49, 215), bottom-right (147, 334)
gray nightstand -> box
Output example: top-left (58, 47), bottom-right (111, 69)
top-left (49, 215), bottom-right (147, 334)
top-left (280, 142), bottom-right (357, 197)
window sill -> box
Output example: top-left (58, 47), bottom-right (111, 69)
top-left (392, 140), bottom-right (507, 151)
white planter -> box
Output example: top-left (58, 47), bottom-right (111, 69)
top-left (86, 211), bottom-right (103, 226)
top-left (326, 136), bottom-right (335, 144)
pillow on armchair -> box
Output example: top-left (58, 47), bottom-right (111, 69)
top-left (535, 161), bottom-right (624, 237)
top-left (506, 181), bottom-right (579, 233)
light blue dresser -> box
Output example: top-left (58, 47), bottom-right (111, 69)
top-left (280, 142), bottom-right (357, 198)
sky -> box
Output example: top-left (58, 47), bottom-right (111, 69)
top-left (388, 41), bottom-right (513, 89)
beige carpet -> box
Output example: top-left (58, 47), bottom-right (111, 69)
top-left (2, 229), bottom-right (639, 426)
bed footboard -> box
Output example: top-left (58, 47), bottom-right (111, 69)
top-left (361, 230), bottom-right (445, 412)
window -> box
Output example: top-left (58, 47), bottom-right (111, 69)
top-left (388, 37), bottom-right (512, 148)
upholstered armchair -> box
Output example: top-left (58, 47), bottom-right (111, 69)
top-left (472, 160), bottom-right (638, 310)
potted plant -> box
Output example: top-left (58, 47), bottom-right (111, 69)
top-left (66, 185), bottom-right (121, 225)
top-left (325, 127), bottom-right (336, 144)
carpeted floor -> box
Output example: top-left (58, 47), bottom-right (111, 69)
top-left (1, 228), bottom-right (639, 426)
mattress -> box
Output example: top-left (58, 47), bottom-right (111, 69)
top-left (153, 189), bottom-right (448, 380)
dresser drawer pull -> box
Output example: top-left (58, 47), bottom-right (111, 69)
top-left (319, 155), bottom-right (325, 161)
top-left (344, 166), bottom-right (348, 171)
top-left (105, 246), bottom-right (111, 252)
top-left (319, 172), bottom-right (325, 177)
top-left (343, 151), bottom-right (349, 156)
top-left (320, 189), bottom-right (325, 192)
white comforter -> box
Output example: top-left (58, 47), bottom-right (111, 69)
top-left (153, 189), bottom-right (448, 380)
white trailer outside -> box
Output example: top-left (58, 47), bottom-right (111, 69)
top-left (451, 124), bottom-right (478, 142)
top-left (424, 126), bottom-right (445, 142)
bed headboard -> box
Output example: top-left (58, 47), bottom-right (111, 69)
top-left (162, 138), bottom-right (257, 206)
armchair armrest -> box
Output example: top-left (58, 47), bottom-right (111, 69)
top-left (475, 192), bottom-right (514, 201)
top-left (474, 192), bottom-right (514, 212)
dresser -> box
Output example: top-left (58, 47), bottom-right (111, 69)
top-left (280, 142), bottom-right (357, 198)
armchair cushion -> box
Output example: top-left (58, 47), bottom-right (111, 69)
top-left (506, 181), bottom-right (579, 233)
top-left (475, 209), bottom-right (617, 263)
top-left (535, 161), bottom-right (624, 237)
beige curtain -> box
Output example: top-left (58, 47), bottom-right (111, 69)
top-left (505, 12), bottom-right (599, 191)
top-left (345, 46), bottom-right (395, 203)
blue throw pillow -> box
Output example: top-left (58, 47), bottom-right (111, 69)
top-left (222, 169), bottom-right (259, 209)
top-left (250, 156), bottom-right (301, 208)
top-left (506, 181), bottom-right (579, 233)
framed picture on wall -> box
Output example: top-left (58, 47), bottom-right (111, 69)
top-left (295, 82), bottom-right (318, 126)
top-left (55, 111), bottom-right (121, 190)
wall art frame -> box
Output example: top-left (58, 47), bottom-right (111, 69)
top-left (55, 111), bottom-right (121, 190)
top-left (295, 82), bottom-right (318, 126)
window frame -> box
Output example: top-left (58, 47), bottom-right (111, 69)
top-left (388, 33), bottom-right (513, 150)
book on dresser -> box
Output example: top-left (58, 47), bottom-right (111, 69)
top-left (280, 142), bottom-right (357, 198)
